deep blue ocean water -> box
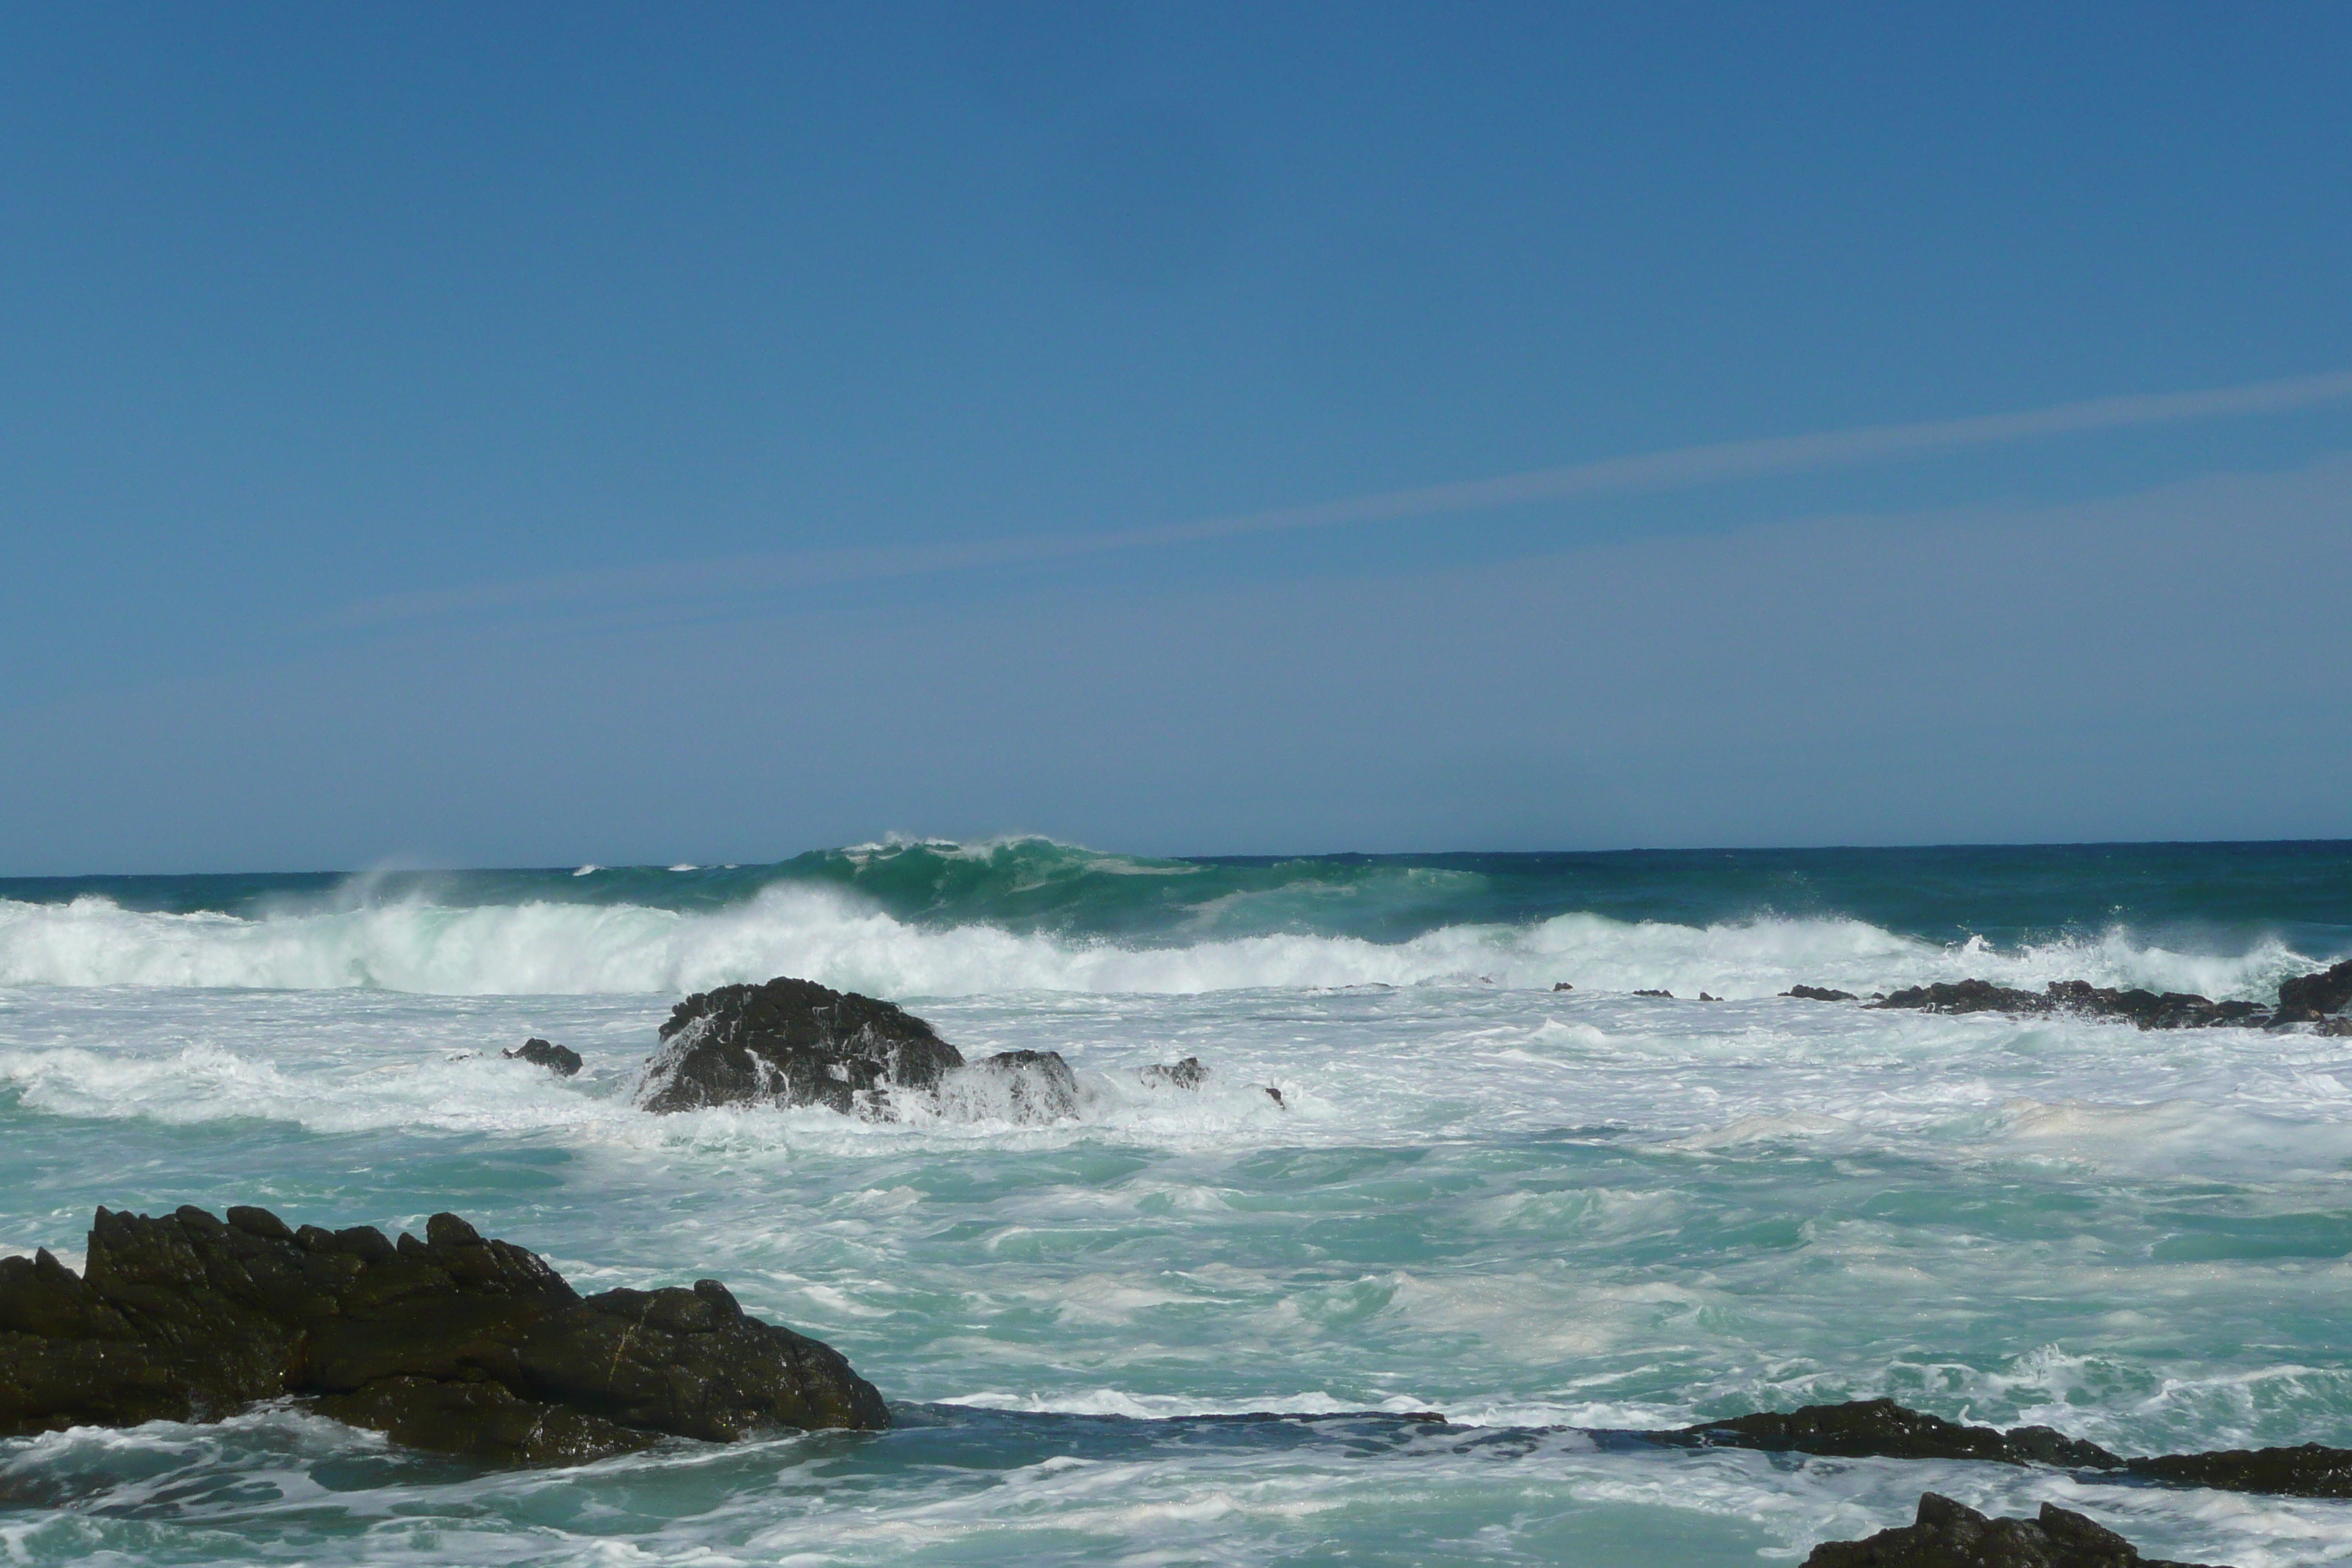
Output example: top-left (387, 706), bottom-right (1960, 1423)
top-left (4, 838), bottom-right (2350, 1565)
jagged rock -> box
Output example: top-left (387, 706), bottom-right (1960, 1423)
top-left (1787, 985), bottom-right (1860, 1001)
top-left (1635, 989), bottom-right (1673, 998)
top-left (2125, 1442), bottom-right (2352, 1499)
top-left (636, 976), bottom-right (963, 1115)
top-left (2274, 958), bottom-right (2352, 1025)
top-left (2043, 982), bottom-right (2264, 1030)
top-left (937, 1049), bottom-right (1083, 1123)
top-left (505, 1038), bottom-right (583, 1077)
top-left (1665, 1399), bottom-right (2119, 1469)
top-left (1699, 992), bottom-right (1721, 1001)
top-left (1139, 1058), bottom-right (1210, 1090)
top-left (1803, 1493), bottom-right (2222, 1567)
top-left (0, 1205), bottom-right (887, 1464)
top-left (1552, 981), bottom-right (1575, 992)
top-left (1872, 979), bottom-right (2053, 1016)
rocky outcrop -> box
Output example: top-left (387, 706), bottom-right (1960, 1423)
top-left (1858, 958), bottom-right (2352, 1032)
top-left (0, 1205), bottom-right (887, 1464)
top-left (1657, 1398), bottom-right (2352, 1504)
top-left (2274, 958), bottom-right (2352, 1025)
top-left (1786, 985), bottom-right (1859, 1001)
top-left (636, 976), bottom-right (963, 1115)
top-left (1667, 1399), bottom-right (2118, 1469)
top-left (1869, 979), bottom-right (2262, 1029)
top-left (1803, 1493), bottom-right (2222, 1568)
top-left (505, 1038), bottom-right (582, 1076)
top-left (2123, 1442), bottom-right (2352, 1499)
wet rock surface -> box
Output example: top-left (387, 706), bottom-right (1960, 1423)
top-left (1786, 984), bottom-right (1860, 1001)
top-left (636, 976), bottom-right (963, 1115)
top-left (0, 1205), bottom-right (888, 1463)
top-left (504, 1037), bottom-right (582, 1076)
top-left (2122, 1442), bottom-right (2352, 1499)
top-left (2274, 957), bottom-right (2352, 1025)
top-left (1802, 1493), bottom-right (2223, 1567)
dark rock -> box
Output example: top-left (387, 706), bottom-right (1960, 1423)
top-left (1872, 979), bottom-right (2264, 1030)
top-left (505, 1038), bottom-right (583, 1077)
top-left (0, 1205), bottom-right (888, 1464)
top-left (1786, 985), bottom-right (1860, 1002)
top-left (2273, 958), bottom-right (2352, 1025)
top-left (636, 976), bottom-right (963, 1116)
top-left (2125, 1442), bottom-right (2352, 1499)
top-left (1872, 979), bottom-right (2053, 1017)
top-left (1139, 1057), bottom-right (1210, 1090)
top-left (1552, 981), bottom-right (1575, 992)
top-left (1634, 989), bottom-right (1673, 998)
top-left (938, 1049), bottom-right (1082, 1123)
top-left (1665, 1399), bottom-right (2119, 1469)
top-left (1802, 1493), bottom-right (2223, 1567)
top-left (1699, 992), bottom-right (1721, 1002)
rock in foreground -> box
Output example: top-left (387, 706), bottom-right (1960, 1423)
top-left (0, 1205), bottom-right (887, 1463)
top-left (636, 976), bottom-right (964, 1115)
top-left (1803, 1493), bottom-right (2222, 1567)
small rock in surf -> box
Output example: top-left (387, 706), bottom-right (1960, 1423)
top-left (505, 1037), bottom-right (582, 1076)
top-left (1139, 1057), bottom-right (1210, 1090)
top-left (1784, 984), bottom-right (1858, 1002)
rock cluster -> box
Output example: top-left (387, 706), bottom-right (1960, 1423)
top-left (0, 1205), bottom-right (886, 1464)
top-left (1846, 957), bottom-right (2352, 1032)
top-left (633, 975), bottom-right (1264, 1124)
top-left (1802, 1493), bottom-right (2220, 1568)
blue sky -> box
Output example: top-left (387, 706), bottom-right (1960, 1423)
top-left (4, 3), bottom-right (2349, 872)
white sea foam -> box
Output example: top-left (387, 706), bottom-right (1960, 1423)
top-left (0, 888), bottom-right (2314, 1000)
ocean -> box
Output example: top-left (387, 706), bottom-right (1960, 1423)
top-left (4, 837), bottom-right (2351, 1565)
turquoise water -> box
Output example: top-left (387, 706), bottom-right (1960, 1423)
top-left (4, 840), bottom-right (2351, 1564)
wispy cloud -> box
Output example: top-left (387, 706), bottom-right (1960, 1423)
top-left (326, 367), bottom-right (2352, 630)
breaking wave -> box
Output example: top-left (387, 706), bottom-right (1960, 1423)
top-left (0, 882), bottom-right (2316, 1000)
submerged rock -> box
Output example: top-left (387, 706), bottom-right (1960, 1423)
top-left (0, 1205), bottom-right (887, 1463)
top-left (1802, 1493), bottom-right (2223, 1568)
top-left (1785, 985), bottom-right (1859, 1002)
top-left (636, 976), bottom-right (963, 1115)
top-left (1634, 989), bottom-right (1673, 998)
top-left (505, 1038), bottom-right (582, 1077)
top-left (937, 1049), bottom-right (1084, 1123)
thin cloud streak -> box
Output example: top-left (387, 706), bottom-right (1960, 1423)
top-left (326, 367), bottom-right (2352, 630)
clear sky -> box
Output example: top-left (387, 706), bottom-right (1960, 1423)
top-left (4, 2), bottom-right (2350, 873)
